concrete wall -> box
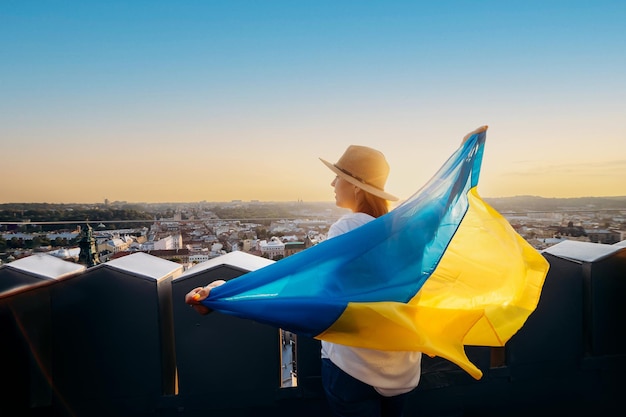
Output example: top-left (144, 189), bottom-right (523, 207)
top-left (1, 243), bottom-right (625, 417)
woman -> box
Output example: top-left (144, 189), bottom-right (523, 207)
top-left (317, 145), bottom-right (421, 417)
top-left (186, 144), bottom-right (421, 417)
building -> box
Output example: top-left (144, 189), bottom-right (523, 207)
top-left (259, 237), bottom-right (285, 260)
top-left (587, 229), bottom-right (621, 244)
top-left (142, 234), bottom-right (183, 251)
top-left (284, 241), bottom-right (306, 257)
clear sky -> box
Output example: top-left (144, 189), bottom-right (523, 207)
top-left (1, 0), bottom-right (625, 204)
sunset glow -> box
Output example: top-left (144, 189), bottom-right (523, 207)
top-left (2, 1), bottom-right (624, 203)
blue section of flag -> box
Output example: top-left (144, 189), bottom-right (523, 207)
top-left (202, 131), bottom-right (486, 337)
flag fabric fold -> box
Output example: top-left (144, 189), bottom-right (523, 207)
top-left (202, 130), bottom-right (549, 379)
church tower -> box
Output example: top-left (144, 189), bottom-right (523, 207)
top-left (78, 222), bottom-right (101, 267)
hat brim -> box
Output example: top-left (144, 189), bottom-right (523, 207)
top-left (320, 158), bottom-right (399, 201)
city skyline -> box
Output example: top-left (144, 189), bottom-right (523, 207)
top-left (2, 1), bottom-right (625, 204)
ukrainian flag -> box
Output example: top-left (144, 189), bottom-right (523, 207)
top-left (202, 129), bottom-right (549, 379)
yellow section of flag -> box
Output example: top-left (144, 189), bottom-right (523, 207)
top-left (318, 188), bottom-right (550, 379)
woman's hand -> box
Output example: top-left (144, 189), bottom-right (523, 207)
top-left (461, 125), bottom-right (488, 145)
top-left (185, 280), bottom-right (226, 315)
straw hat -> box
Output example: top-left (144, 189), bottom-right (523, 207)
top-left (320, 145), bottom-right (398, 201)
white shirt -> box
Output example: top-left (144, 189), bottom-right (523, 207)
top-left (321, 212), bottom-right (422, 396)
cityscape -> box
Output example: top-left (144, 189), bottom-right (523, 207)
top-left (1, 195), bottom-right (625, 267)
top-left (3, 2), bottom-right (625, 415)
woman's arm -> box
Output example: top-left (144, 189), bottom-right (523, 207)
top-left (185, 279), bottom-right (226, 315)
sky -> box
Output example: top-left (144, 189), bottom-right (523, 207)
top-left (1, 0), bottom-right (625, 204)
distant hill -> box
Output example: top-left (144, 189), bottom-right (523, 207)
top-left (1, 197), bottom-right (625, 219)
top-left (484, 196), bottom-right (626, 212)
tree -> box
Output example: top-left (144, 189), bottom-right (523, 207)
top-left (256, 228), bottom-right (269, 240)
top-left (53, 237), bottom-right (64, 247)
top-left (26, 237), bottom-right (41, 249)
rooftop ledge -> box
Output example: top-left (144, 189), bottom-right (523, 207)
top-left (1, 240), bottom-right (625, 416)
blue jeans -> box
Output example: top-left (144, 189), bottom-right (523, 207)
top-left (321, 358), bottom-right (409, 417)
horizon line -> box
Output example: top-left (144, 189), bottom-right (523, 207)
top-left (2, 194), bottom-right (626, 206)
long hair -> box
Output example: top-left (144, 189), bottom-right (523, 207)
top-left (355, 190), bottom-right (389, 218)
